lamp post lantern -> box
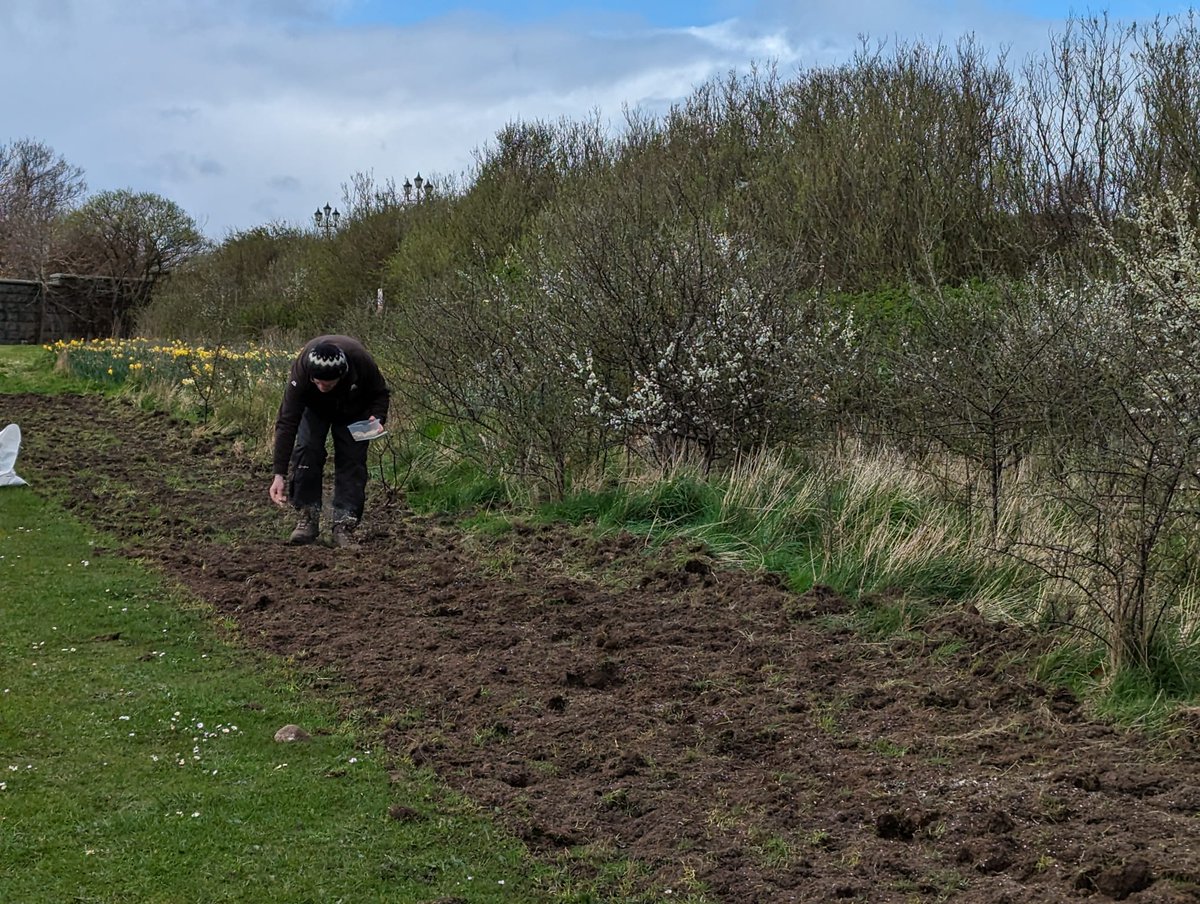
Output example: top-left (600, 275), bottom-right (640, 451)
top-left (313, 202), bottom-right (340, 236)
top-left (402, 173), bottom-right (431, 204)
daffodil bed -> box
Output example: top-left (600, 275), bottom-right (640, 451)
top-left (7, 390), bottom-right (1200, 903)
top-left (45, 337), bottom-right (289, 389)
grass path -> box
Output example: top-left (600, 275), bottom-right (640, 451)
top-left (0, 483), bottom-right (563, 902)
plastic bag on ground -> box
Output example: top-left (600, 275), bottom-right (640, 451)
top-left (0, 423), bottom-right (28, 487)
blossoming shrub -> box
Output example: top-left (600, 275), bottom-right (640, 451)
top-left (545, 226), bottom-right (857, 467)
top-left (1065, 187), bottom-right (1200, 673)
top-left (393, 205), bottom-right (859, 498)
top-left (946, 187), bottom-right (1200, 678)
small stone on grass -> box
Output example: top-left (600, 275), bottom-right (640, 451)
top-left (273, 724), bottom-right (311, 743)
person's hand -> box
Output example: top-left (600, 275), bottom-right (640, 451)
top-left (269, 474), bottom-right (287, 507)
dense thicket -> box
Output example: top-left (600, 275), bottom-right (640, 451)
top-left (144, 16), bottom-right (1200, 337)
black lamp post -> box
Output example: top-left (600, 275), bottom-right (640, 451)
top-left (402, 173), bottom-right (431, 204)
top-left (313, 202), bottom-right (340, 235)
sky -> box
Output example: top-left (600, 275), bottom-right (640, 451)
top-left (2, 0), bottom-right (1194, 240)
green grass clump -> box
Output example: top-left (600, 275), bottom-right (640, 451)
top-left (0, 345), bottom-right (96, 394)
top-left (540, 453), bottom-right (1005, 615)
top-left (1037, 633), bottom-right (1200, 732)
top-left (0, 486), bottom-right (575, 903)
top-left (404, 461), bottom-right (509, 513)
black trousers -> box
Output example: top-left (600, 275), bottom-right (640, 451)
top-left (287, 408), bottom-right (369, 520)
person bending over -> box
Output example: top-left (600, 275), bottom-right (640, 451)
top-left (268, 335), bottom-right (389, 548)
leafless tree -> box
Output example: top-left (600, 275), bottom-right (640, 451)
top-left (1127, 13), bottom-right (1200, 196)
top-left (1019, 14), bottom-right (1136, 256)
top-left (0, 138), bottom-right (86, 279)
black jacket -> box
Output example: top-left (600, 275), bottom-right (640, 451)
top-left (272, 335), bottom-right (390, 475)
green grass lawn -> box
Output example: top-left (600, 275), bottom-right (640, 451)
top-left (0, 485), bottom-right (577, 903)
top-left (0, 344), bottom-right (92, 394)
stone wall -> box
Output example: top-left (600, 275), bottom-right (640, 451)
top-left (0, 275), bottom-right (138, 345)
top-left (0, 279), bottom-right (41, 344)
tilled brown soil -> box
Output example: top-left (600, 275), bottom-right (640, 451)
top-left (6, 391), bottom-right (1200, 903)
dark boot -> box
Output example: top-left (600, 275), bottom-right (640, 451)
top-left (330, 512), bottom-right (359, 550)
top-left (288, 505), bottom-right (321, 545)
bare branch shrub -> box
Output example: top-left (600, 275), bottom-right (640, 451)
top-left (64, 189), bottom-right (208, 335)
top-left (383, 119), bottom-right (613, 498)
top-left (385, 252), bottom-right (604, 499)
top-left (1127, 13), bottom-right (1200, 196)
top-left (1019, 14), bottom-right (1136, 255)
top-left (879, 280), bottom-right (1085, 533)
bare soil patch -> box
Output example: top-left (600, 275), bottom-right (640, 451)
top-left (7, 392), bottom-right (1200, 903)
